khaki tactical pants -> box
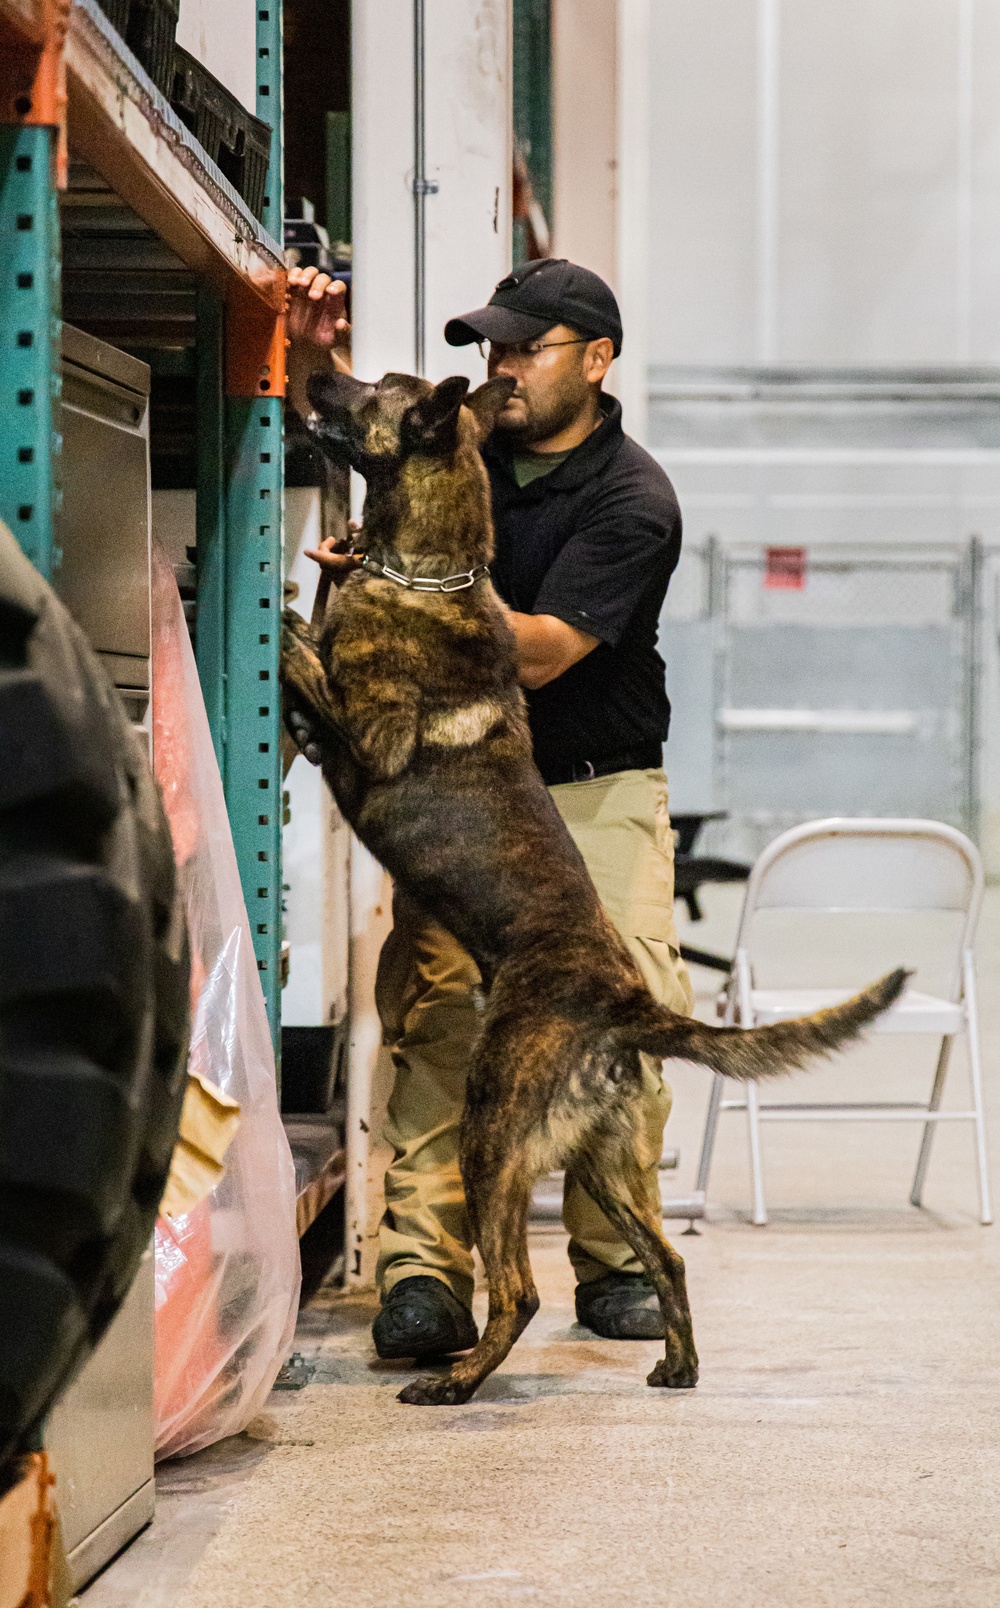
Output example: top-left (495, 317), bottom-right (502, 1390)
top-left (374, 767), bottom-right (694, 1309)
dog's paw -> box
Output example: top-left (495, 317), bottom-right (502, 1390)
top-left (285, 706), bottom-right (322, 765)
top-left (646, 1357), bottom-right (699, 1390)
top-left (397, 1374), bottom-right (476, 1407)
top-left (282, 606), bottom-right (315, 644)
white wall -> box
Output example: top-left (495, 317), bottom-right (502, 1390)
top-left (176, 0), bottom-right (257, 113)
top-left (649, 0), bottom-right (758, 365)
top-left (650, 0), bottom-right (1000, 367)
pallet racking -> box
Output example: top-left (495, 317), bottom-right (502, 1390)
top-left (0, 0), bottom-right (286, 1047)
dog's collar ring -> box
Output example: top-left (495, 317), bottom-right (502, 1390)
top-left (361, 555), bottom-right (491, 593)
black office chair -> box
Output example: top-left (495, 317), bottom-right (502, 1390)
top-left (672, 813), bottom-right (750, 974)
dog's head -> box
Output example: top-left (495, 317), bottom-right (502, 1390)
top-left (305, 369), bottom-right (516, 479)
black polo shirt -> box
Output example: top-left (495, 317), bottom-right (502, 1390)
top-left (485, 396), bottom-right (682, 778)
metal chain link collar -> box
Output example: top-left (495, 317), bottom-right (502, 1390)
top-left (360, 555), bottom-right (491, 593)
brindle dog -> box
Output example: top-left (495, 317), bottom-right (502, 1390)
top-left (280, 367), bottom-right (906, 1407)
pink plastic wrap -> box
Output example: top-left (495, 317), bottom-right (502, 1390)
top-left (151, 547), bottom-right (300, 1459)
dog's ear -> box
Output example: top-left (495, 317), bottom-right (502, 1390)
top-left (401, 375), bottom-right (471, 455)
top-left (464, 376), bottom-right (517, 444)
top-left (306, 369), bottom-right (375, 417)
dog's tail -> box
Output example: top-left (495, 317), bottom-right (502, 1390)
top-left (605, 967), bottom-right (908, 1083)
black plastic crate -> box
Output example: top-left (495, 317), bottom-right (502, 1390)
top-left (97, 0), bottom-right (179, 98)
top-left (96, 0), bottom-right (130, 34)
top-left (170, 46), bottom-right (272, 221)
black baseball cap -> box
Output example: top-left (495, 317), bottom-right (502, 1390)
top-left (444, 258), bottom-right (623, 357)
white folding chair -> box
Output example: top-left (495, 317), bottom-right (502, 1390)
top-left (694, 818), bottom-right (992, 1226)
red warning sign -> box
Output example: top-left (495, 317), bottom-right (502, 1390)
top-left (765, 546), bottom-right (806, 590)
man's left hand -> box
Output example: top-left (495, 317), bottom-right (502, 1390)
top-left (286, 266), bottom-right (352, 417)
top-left (305, 531), bottom-right (363, 585)
top-left (287, 264), bottom-right (351, 353)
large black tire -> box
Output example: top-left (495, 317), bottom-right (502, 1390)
top-left (0, 523), bottom-right (190, 1489)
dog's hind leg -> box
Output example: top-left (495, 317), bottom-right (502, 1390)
top-left (572, 1130), bottom-right (699, 1390)
top-left (397, 1151), bottom-right (540, 1407)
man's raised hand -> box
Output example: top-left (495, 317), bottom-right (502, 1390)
top-left (286, 264), bottom-right (351, 354)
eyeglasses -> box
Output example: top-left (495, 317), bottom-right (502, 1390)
top-left (477, 336), bottom-right (592, 365)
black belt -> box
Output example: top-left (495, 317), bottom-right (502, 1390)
top-left (538, 742), bottom-right (663, 787)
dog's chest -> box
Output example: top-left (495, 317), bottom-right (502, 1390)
top-left (332, 586), bottom-right (500, 700)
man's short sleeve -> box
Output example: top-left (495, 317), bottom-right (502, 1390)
top-left (531, 486), bottom-right (681, 647)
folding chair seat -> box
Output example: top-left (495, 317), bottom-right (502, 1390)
top-left (693, 818), bottom-right (992, 1226)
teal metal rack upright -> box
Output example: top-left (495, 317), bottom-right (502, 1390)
top-left (0, 123), bottom-right (60, 580)
top-left (217, 0), bottom-right (285, 1050)
top-left (1, 0), bottom-right (288, 1060)
top-left (221, 390), bottom-right (285, 1047)
top-left (256, 0), bottom-right (283, 241)
top-left (187, 0), bottom-right (286, 1052)
top-left (195, 268), bottom-right (287, 1056)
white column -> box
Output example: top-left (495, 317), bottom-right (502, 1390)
top-left (551, 0), bottom-right (617, 284)
top-left (353, 0), bottom-right (511, 388)
top-left (956, 0), bottom-right (974, 363)
top-left (344, 838), bottom-right (394, 1288)
top-left (552, 0), bottom-right (651, 444)
top-left (282, 490), bottom-right (350, 1033)
top-left (423, 0), bottom-right (513, 383)
top-left (351, 0), bottom-right (416, 384)
top-left (347, 0), bottom-right (413, 1287)
top-left (347, 0), bottom-right (512, 1287)
top-left (755, 0), bottom-right (781, 363)
top-left (614, 0), bottom-right (652, 445)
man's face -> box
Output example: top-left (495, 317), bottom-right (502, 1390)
top-left (485, 323), bottom-right (598, 445)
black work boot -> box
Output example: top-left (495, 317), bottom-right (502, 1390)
top-left (372, 1275), bottom-right (479, 1360)
top-left (575, 1271), bottom-right (665, 1339)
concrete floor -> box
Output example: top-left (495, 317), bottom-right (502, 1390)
top-left (81, 885), bottom-right (1000, 1607)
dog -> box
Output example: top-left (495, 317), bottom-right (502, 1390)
top-left (280, 367), bottom-right (906, 1407)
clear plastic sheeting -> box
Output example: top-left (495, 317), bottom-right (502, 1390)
top-left (151, 546), bottom-right (300, 1459)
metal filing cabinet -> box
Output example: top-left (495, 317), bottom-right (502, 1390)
top-left (45, 1254), bottom-right (155, 1592)
top-left (56, 323), bottom-right (152, 724)
top-left (45, 325), bottom-right (156, 1589)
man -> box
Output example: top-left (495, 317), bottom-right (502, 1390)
top-left (288, 257), bottom-right (693, 1356)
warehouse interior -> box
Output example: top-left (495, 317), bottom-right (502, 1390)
top-left (1, 2), bottom-right (999, 1605)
